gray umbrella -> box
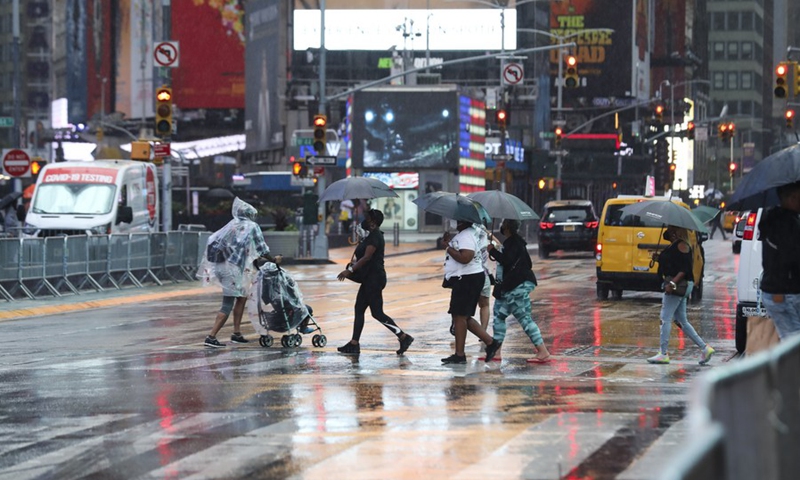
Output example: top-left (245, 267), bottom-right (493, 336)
top-left (466, 190), bottom-right (540, 220)
top-left (728, 144), bottom-right (800, 210)
top-left (319, 177), bottom-right (398, 202)
top-left (691, 205), bottom-right (721, 224)
top-left (620, 200), bottom-right (708, 233)
top-left (412, 191), bottom-right (492, 225)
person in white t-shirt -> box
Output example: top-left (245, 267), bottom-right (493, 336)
top-left (441, 219), bottom-right (499, 365)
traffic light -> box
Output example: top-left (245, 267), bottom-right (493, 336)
top-left (669, 162), bottom-right (677, 184)
top-left (538, 178), bottom-right (546, 190)
top-left (654, 104), bottom-right (664, 123)
top-left (775, 62), bottom-right (790, 98)
top-left (155, 86), bottom-right (173, 137)
top-left (496, 109), bottom-right (508, 129)
top-left (554, 127), bottom-right (563, 148)
top-left (654, 139), bottom-right (669, 189)
top-left (727, 122), bottom-right (736, 140)
top-left (795, 63), bottom-right (800, 97)
top-left (30, 159), bottom-right (46, 179)
top-left (292, 159), bottom-right (308, 177)
top-left (312, 114), bottom-right (327, 154)
top-left (729, 162), bottom-right (737, 173)
top-left (718, 123), bottom-right (734, 141)
top-left (787, 109), bottom-right (795, 129)
top-left (686, 121), bottom-right (695, 140)
top-left (564, 55), bottom-right (579, 88)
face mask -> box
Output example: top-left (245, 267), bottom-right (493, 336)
top-left (449, 219), bottom-right (458, 230)
top-left (361, 219), bottom-right (371, 231)
top-left (663, 231), bottom-right (671, 241)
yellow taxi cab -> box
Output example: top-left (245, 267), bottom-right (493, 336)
top-left (722, 210), bottom-right (738, 232)
top-left (595, 196), bottom-right (705, 302)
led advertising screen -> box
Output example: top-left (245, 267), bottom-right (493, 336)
top-left (350, 89), bottom-right (460, 170)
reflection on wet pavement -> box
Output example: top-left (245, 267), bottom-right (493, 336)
top-left (0, 238), bottom-right (739, 479)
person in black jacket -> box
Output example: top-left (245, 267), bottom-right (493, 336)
top-left (647, 226), bottom-right (714, 365)
top-left (759, 181), bottom-right (800, 340)
top-left (336, 209), bottom-right (414, 355)
top-left (482, 219), bottom-right (550, 363)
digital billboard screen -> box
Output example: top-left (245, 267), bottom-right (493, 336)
top-left (350, 90), bottom-right (459, 170)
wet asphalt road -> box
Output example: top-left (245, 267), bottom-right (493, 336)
top-left (0, 237), bottom-right (739, 479)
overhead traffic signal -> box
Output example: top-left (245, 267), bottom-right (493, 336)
top-left (554, 127), bottom-right (563, 148)
top-left (718, 122), bottom-right (735, 141)
top-left (654, 104), bottom-right (664, 123)
top-left (729, 162), bottom-right (737, 173)
top-left (312, 114), bottom-right (327, 154)
top-left (30, 158), bottom-right (46, 179)
top-left (155, 86), bottom-right (173, 138)
top-left (787, 109), bottom-right (795, 129)
top-left (496, 109), bottom-right (508, 129)
top-left (775, 62), bottom-right (791, 98)
top-left (686, 121), bottom-right (695, 140)
top-left (564, 55), bottom-right (579, 88)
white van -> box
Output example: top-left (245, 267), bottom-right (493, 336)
top-left (735, 208), bottom-right (769, 353)
top-left (24, 160), bottom-right (159, 237)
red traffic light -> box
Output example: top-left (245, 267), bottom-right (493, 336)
top-left (496, 109), bottom-right (507, 122)
top-left (156, 88), bottom-right (172, 102)
top-left (655, 105), bottom-right (664, 114)
top-left (729, 162), bottom-right (737, 171)
top-left (566, 55), bottom-right (577, 67)
top-left (554, 127), bottom-right (563, 136)
top-left (313, 115), bottom-right (327, 128)
top-left (787, 110), bottom-right (796, 119)
top-left (777, 64), bottom-right (788, 76)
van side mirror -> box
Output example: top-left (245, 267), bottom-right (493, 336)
top-left (116, 206), bottom-right (133, 224)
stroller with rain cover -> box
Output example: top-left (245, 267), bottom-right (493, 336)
top-left (247, 261), bottom-right (326, 348)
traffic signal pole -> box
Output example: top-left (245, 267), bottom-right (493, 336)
top-left (11, 0), bottom-right (21, 195)
top-left (312, 0), bottom-right (329, 260)
top-left (160, 0), bottom-right (172, 232)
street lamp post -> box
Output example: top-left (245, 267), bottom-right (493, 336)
top-left (518, 27), bottom-right (613, 200)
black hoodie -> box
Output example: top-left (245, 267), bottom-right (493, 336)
top-left (489, 233), bottom-right (536, 297)
top-left (759, 206), bottom-right (800, 294)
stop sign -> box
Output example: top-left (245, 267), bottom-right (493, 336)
top-left (2, 149), bottom-right (32, 178)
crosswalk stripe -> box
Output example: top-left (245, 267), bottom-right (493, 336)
top-left (616, 418), bottom-right (689, 479)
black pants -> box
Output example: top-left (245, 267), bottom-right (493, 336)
top-left (352, 272), bottom-right (403, 341)
top-left (710, 221), bottom-right (726, 239)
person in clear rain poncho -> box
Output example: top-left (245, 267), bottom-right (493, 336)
top-left (199, 197), bottom-right (282, 347)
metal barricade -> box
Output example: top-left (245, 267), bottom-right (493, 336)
top-left (663, 335), bottom-right (800, 480)
top-left (0, 238), bottom-right (19, 301)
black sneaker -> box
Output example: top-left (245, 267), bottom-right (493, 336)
top-left (337, 342), bottom-right (360, 354)
top-left (204, 336), bottom-right (225, 348)
top-left (230, 333), bottom-right (249, 344)
top-left (441, 354), bottom-right (467, 364)
top-left (483, 340), bottom-right (502, 363)
top-left (396, 334), bottom-right (414, 355)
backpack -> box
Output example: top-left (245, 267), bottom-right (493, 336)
top-left (206, 239), bottom-right (227, 263)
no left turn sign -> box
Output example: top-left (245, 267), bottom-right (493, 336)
top-left (2, 149), bottom-right (32, 178)
top-left (154, 41), bottom-right (179, 68)
top-left (502, 62), bottom-right (524, 86)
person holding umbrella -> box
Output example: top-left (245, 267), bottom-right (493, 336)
top-left (647, 226), bottom-right (715, 365)
top-left (336, 208), bottom-right (414, 355)
top-left (757, 181), bottom-right (800, 340)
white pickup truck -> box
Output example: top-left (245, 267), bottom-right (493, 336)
top-left (735, 208), bottom-right (769, 353)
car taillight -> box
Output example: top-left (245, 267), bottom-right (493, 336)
top-left (595, 243), bottom-right (602, 260)
top-left (540, 222), bottom-right (555, 230)
top-left (584, 220), bottom-right (599, 228)
top-left (743, 212), bottom-right (757, 241)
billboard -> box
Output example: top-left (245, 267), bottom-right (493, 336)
top-left (550, 0), bottom-right (651, 101)
top-left (171, 0), bottom-right (246, 109)
top-left (245, 0), bottom-right (284, 152)
top-left (293, 0), bottom-right (517, 51)
top-left (86, 0), bottom-right (114, 123)
top-left (116, 0), bottom-right (156, 120)
top-left (349, 89), bottom-right (460, 170)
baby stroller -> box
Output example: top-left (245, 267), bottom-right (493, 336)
top-left (247, 262), bottom-right (326, 349)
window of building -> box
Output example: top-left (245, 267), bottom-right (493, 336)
top-left (728, 42), bottom-right (739, 60)
top-left (727, 12), bottom-right (740, 30)
top-left (755, 15), bottom-right (763, 34)
top-left (740, 101), bottom-right (753, 115)
top-left (712, 12), bottom-right (726, 31)
top-left (713, 42), bottom-right (725, 60)
top-left (741, 42), bottom-right (753, 60)
top-left (741, 72), bottom-right (753, 90)
top-left (713, 72), bottom-right (725, 90)
top-left (741, 11), bottom-right (754, 30)
top-left (755, 43), bottom-right (763, 62)
top-left (727, 72), bottom-right (739, 90)
top-left (755, 72), bottom-right (763, 88)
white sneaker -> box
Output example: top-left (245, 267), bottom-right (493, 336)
top-left (647, 353), bottom-right (670, 364)
top-left (700, 346), bottom-right (715, 365)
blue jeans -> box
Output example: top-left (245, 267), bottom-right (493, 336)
top-left (762, 292), bottom-right (800, 340)
top-left (659, 281), bottom-right (706, 354)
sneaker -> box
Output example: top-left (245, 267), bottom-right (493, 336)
top-left (699, 346), bottom-right (715, 365)
top-left (483, 340), bottom-right (502, 363)
top-left (204, 336), bottom-right (225, 348)
top-left (230, 333), bottom-right (249, 344)
top-left (396, 334), bottom-right (414, 355)
top-left (441, 354), bottom-right (467, 364)
top-left (647, 353), bottom-right (670, 364)
top-left (337, 342), bottom-right (360, 354)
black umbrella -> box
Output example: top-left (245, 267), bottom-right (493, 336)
top-left (728, 144), bottom-right (800, 210)
top-left (318, 177), bottom-right (398, 202)
top-left (0, 191), bottom-right (22, 210)
top-left (412, 191), bottom-right (492, 225)
top-left (619, 200), bottom-right (708, 233)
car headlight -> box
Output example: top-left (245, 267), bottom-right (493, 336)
top-left (89, 223), bottom-right (112, 235)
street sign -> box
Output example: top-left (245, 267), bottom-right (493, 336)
top-left (153, 41), bottom-right (179, 68)
top-left (547, 150), bottom-right (569, 157)
top-left (153, 143), bottom-right (171, 157)
top-left (2, 149), bottom-right (32, 178)
top-left (0, 117), bottom-right (14, 128)
top-left (502, 62), bottom-right (524, 86)
top-left (313, 166), bottom-right (325, 175)
top-left (306, 155), bottom-right (337, 166)
top-left (491, 154), bottom-right (513, 162)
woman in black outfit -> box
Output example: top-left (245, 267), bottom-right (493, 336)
top-left (337, 209), bottom-right (414, 355)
